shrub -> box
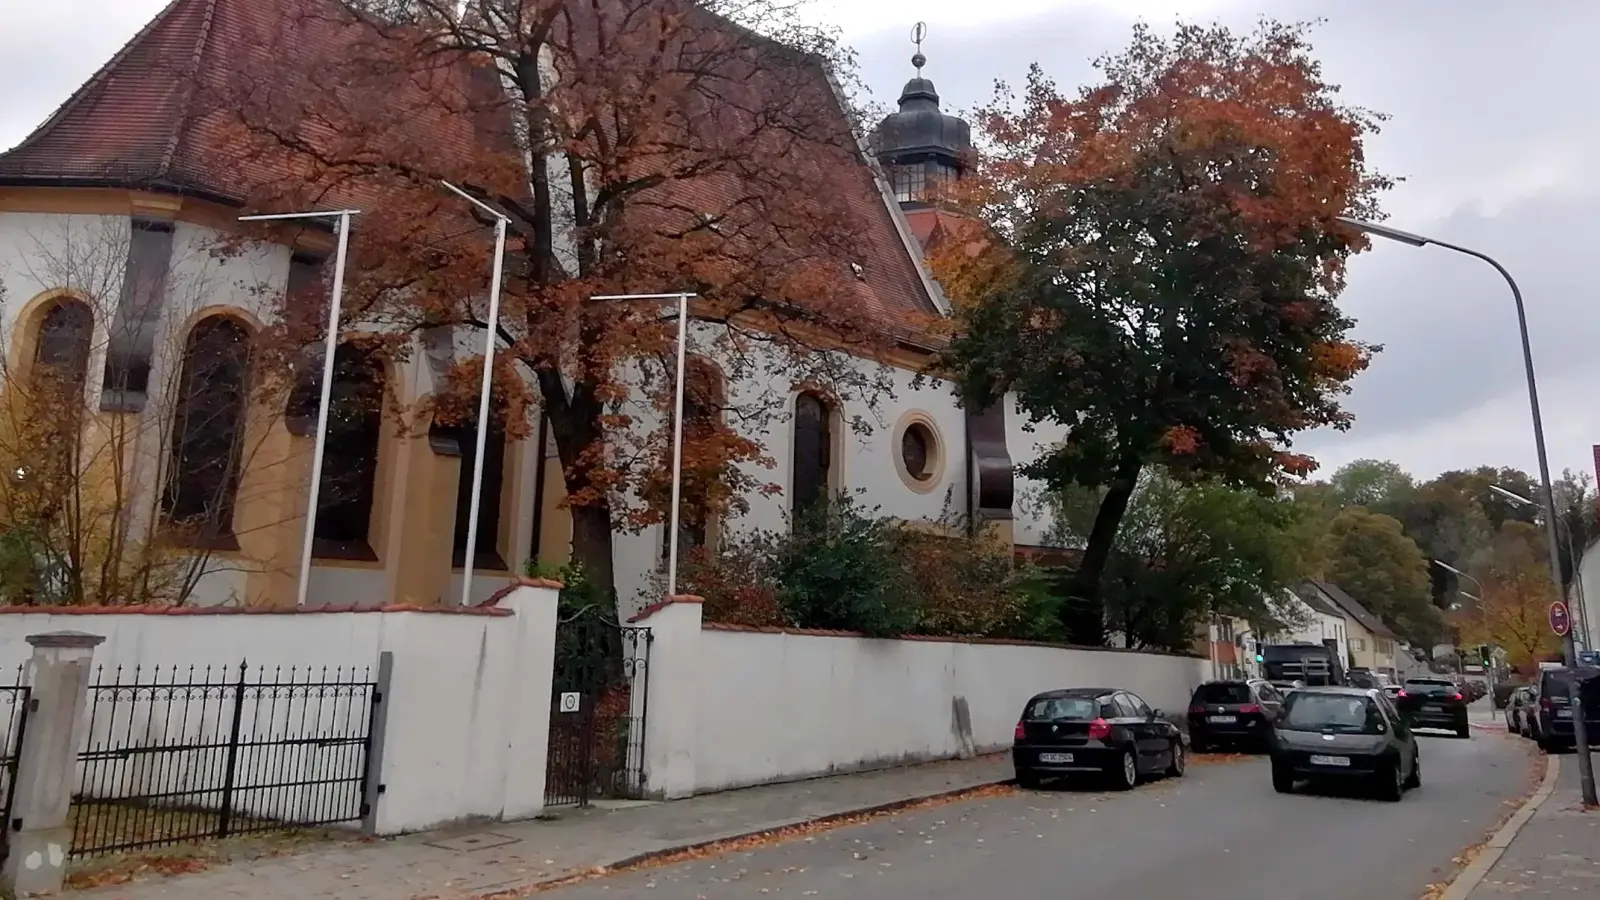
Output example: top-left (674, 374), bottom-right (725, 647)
top-left (666, 493), bottom-right (1047, 641)
top-left (675, 542), bottom-right (787, 628)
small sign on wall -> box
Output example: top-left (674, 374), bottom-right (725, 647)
top-left (558, 692), bottom-right (581, 714)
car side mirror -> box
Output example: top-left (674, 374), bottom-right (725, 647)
top-left (1151, 709), bottom-right (1163, 719)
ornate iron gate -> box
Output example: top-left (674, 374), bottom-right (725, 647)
top-left (545, 606), bottom-right (651, 807)
top-left (0, 670), bottom-right (31, 866)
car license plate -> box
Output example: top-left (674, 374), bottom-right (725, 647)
top-left (1039, 752), bottom-right (1073, 764)
top-left (1209, 715), bottom-right (1237, 723)
top-left (1309, 754), bottom-right (1351, 767)
top-left (1557, 709), bottom-right (1573, 719)
top-left (1425, 705), bottom-right (1443, 712)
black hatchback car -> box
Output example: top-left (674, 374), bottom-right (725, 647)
top-left (1013, 688), bottom-right (1186, 791)
top-left (1269, 686), bottom-right (1419, 802)
top-left (1395, 676), bottom-right (1470, 738)
top-left (1186, 679), bottom-right (1286, 752)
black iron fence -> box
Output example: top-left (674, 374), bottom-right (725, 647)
top-left (0, 665), bottom-right (30, 864)
top-left (546, 609), bottom-right (651, 807)
top-left (71, 662), bottom-right (380, 857)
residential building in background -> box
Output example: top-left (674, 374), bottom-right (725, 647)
top-left (1272, 586), bottom-right (1350, 668)
top-left (1302, 580), bottom-right (1401, 677)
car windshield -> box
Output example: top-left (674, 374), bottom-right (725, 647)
top-left (1281, 693), bottom-right (1382, 733)
top-left (1194, 683), bottom-right (1252, 704)
top-left (1027, 697), bottom-right (1097, 720)
top-left (1403, 680), bottom-right (1456, 695)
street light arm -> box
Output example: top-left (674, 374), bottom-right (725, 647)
top-left (1359, 214), bottom-right (1597, 804)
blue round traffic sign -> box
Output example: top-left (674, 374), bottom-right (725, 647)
top-left (1550, 601), bottom-right (1571, 637)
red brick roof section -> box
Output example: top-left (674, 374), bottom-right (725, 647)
top-left (700, 621), bottom-right (1205, 659)
top-left (476, 577), bottom-right (565, 609)
top-left (629, 594), bottom-right (705, 623)
top-left (0, 604), bottom-right (513, 617)
top-left (0, 0), bottom-right (942, 333)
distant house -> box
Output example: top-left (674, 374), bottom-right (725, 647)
top-left (1270, 587), bottom-right (1350, 668)
top-left (1301, 581), bottom-right (1401, 678)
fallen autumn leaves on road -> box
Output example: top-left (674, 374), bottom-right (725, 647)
top-left (466, 754), bottom-right (1259, 899)
top-left (1417, 735), bottom-right (1546, 900)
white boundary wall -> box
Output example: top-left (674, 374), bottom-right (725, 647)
top-left (636, 599), bottom-right (1210, 798)
top-left (0, 580), bottom-right (560, 834)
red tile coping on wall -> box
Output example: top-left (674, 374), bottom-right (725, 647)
top-left (0, 603), bottom-right (514, 617)
top-left (629, 595), bottom-right (705, 624)
top-left (476, 577), bottom-right (565, 609)
top-left (700, 621), bottom-right (1206, 660)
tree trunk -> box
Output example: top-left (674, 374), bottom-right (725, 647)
top-left (568, 502), bottom-right (617, 604)
top-left (538, 371), bottom-right (620, 609)
top-left (1063, 457), bottom-right (1144, 645)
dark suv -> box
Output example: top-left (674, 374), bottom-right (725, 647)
top-left (1395, 676), bottom-right (1470, 738)
top-left (1532, 666), bottom-right (1600, 753)
top-left (1186, 679), bottom-right (1286, 752)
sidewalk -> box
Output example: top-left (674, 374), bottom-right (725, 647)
top-left (74, 754), bottom-right (1013, 900)
top-left (1463, 753), bottom-right (1600, 898)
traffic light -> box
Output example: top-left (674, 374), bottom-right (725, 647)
top-left (1253, 639), bottom-right (1263, 664)
top-left (1479, 644), bottom-right (1492, 666)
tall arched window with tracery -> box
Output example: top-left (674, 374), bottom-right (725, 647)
top-left (791, 391), bottom-right (834, 518)
top-left (451, 411), bottom-right (509, 570)
top-left (663, 358), bottom-right (725, 557)
top-left (16, 297), bottom-right (94, 506)
top-left (32, 297), bottom-right (93, 388)
top-left (288, 343), bottom-right (385, 559)
top-left (162, 316), bottom-right (252, 545)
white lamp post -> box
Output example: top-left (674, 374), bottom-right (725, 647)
top-left (440, 182), bottom-right (509, 608)
top-left (238, 209), bottom-right (361, 609)
top-left (591, 292), bottom-right (696, 597)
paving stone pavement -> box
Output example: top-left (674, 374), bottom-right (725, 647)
top-left (70, 754), bottom-right (1013, 899)
top-left (1467, 751), bottom-right (1600, 897)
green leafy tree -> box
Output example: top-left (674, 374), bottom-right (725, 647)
top-left (1048, 471), bottom-right (1314, 651)
top-left (1318, 507), bottom-right (1442, 647)
top-left (1327, 459), bottom-right (1415, 513)
top-left (933, 20), bottom-right (1388, 642)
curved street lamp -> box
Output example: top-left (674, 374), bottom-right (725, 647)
top-left (1342, 216), bottom-right (1596, 805)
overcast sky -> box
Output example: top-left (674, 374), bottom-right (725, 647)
top-left (5, 0), bottom-right (1598, 486)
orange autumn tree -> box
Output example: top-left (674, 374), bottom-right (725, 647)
top-left (1457, 521), bottom-right (1562, 671)
top-left (205, 0), bottom-right (901, 596)
top-left (935, 21), bottom-right (1390, 643)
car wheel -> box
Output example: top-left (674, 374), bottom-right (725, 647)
top-left (1271, 759), bottom-right (1295, 794)
top-left (1016, 769), bottom-right (1042, 790)
top-left (1109, 748), bottom-right (1138, 791)
top-left (1190, 735), bottom-right (1208, 754)
top-left (1377, 760), bottom-right (1404, 802)
top-left (1403, 749), bottom-right (1421, 790)
top-left (1166, 739), bottom-right (1186, 778)
top-left (1456, 721), bottom-right (1471, 739)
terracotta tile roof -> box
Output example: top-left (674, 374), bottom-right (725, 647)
top-left (0, 0), bottom-right (942, 331)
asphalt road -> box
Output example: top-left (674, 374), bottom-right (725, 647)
top-left (544, 726), bottom-right (1534, 900)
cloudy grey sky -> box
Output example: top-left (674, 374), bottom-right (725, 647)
top-left (5, 0), bottom-right (1597, 485)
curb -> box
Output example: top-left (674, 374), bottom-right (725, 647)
top-left (1437, 753), bottom-right (1559, 900)
top-left (472, 778), bottom-right (1015, 898)
top-left (603, 778), bottom-right (1015, 871)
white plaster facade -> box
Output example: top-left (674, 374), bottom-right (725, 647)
top-left (1570, 538), bottom-right (1600, 652)
top-left (1268, 589), bottom-right (1349, 666)
top-left (0, 582), bottom-right (561, 834)
top-left (2, 208), bottom-right (1069, 613)
top-left (634, 599), bottom-right (1208, 798)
